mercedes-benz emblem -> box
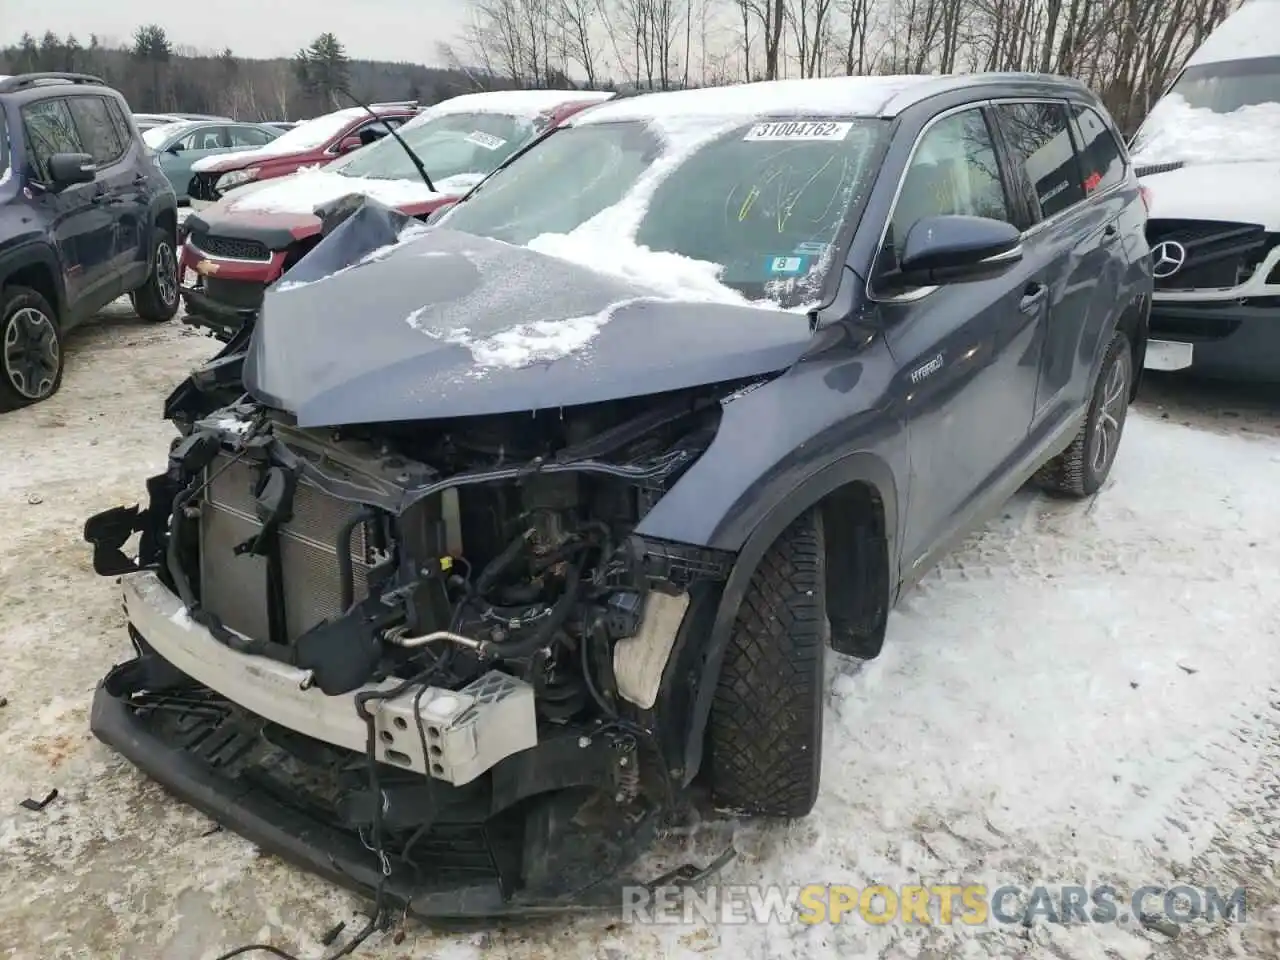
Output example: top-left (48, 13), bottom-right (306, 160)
top-left (1151, 241), bottom-right (1187, 279)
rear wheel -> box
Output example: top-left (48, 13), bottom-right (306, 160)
top-left (706, 510), bottom-right (825, 817)
top-left (1035, 331), bottom-right (1133, 497)
top-left (131, 229), bottom-right (180, 323)
top-left (0, 286), bottom-right (64, 412)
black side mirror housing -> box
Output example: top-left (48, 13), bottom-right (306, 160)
top-left (884, 214), bottom-right (1022, 290)
top-left (47, 153), bottom-right (97, 189)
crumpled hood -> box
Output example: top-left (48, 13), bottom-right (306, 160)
top-left (244, 227), bottom-right (815, 427)
top-left (1141, 161), bottom-right (1280, 230)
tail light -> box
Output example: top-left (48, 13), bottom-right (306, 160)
top-left (1139, 185), bottom-right (1153, 214)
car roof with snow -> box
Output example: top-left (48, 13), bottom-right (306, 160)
top-left (569, 72), bottom-right (1092, 126)
top-left (401, 88), bottom-right (614, 132)
top-left (1185, 0), bottom-right (1280, 67)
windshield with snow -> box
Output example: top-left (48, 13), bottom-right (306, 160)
top-left (329, 111), bottom-right (536, 189)
top-left (439, 117), bottom-right (888, 307)
top-left (1131, 57), bottom-right (1280, 165)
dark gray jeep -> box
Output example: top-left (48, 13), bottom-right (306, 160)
top-left (83, 72), bottom-right (1150, 925)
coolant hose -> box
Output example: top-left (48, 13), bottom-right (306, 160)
top-left (481, 561), bottom-right (582, 659)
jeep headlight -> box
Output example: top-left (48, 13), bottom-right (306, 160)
top-left (216, 168), bottom-right (259, 192)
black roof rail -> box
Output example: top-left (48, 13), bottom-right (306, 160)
top-left (0, 72), bottom-right (108, 94)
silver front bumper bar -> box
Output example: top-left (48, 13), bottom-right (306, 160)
top-left (121, 571), bottom-right (537, 784)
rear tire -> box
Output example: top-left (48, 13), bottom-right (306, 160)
top-left (0, 286), bottom-right (64, 412)
top-left (131, 228), bottom-right (180, 323)
top-left (1034, 331), bottom-right (1133, 497)
top-left (706, 510), bottom-right (825, 817)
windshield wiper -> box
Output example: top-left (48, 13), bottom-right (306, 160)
top-left (336, 86), bottom-right (435, 192)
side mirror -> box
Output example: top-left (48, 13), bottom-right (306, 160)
top-left (337, 135), bottom-right (363, 154)
top-left (166, 143), bottom-right (184, 154)
top-left (358, 128), bottom-right (381, 146)
top-left (887, 215), bottom-right (1022, 289)
top-left (47, 153), bottom-right (97, 189)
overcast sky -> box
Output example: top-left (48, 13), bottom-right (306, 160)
top-left (1, 0), bottom-right (469, 65)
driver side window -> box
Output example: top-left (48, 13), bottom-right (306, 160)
top-left (887, 108), bottom-right (1011, 260)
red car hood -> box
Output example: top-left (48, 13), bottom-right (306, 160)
top-left (194, 150), bottom-right (323, 176)
top-left (189, 173), bottom-right (462, 248)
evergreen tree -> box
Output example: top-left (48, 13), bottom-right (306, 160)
top-left (295, 33), bottom-right (350, 107)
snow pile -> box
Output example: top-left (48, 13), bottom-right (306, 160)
top-left (406, 299), bottom-right (641, 370)
top-left (191, 107), bottom-right (368, 171)
top-left (1131, 94), bottom-right (1280, 165)
top-left (228, 166), bottom-right (437, 215)
top-left (1185, 0), bottom-right (1280, 67)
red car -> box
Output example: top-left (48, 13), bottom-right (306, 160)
top-left (186, 104), bottom-right (421, 202)
top-left (179, 90), bottom-right (613, 335)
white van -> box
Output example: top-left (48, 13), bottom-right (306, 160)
top-left (1130, 0), bottom-right (1280, 380)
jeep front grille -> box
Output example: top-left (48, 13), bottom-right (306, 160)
top-left (199, 453), bottom-right (373, 643)
top-left (1147, 219), bottom-right (1269, 290)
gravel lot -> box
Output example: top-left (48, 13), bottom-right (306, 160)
top-left (0, 304), bottom-right (1276, 959)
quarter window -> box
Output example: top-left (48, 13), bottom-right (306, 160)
top-left (69, 96), bottom-right (127, 167)
top-left (22, 99), bottom-right (86, 182)
top-left (230, 125), bottom-right (273, 147)
top-left (993, 102), bottom-right (1085, 220)
top-left (177, 126), bottom-right (227, 151)
top-left (1070, 105), bottom-right (1125, 195)
top-left (888, 108), bottom-right (1011, 254)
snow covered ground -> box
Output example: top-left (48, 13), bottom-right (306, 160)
top-left (0, 304), bottom-right (1276, 959)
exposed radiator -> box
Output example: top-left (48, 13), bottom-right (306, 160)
top-left (200, 453), bottom-right (373, 643)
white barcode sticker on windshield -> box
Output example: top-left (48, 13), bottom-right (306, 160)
top-left (743, 121), bottom-right (853, 142)
top-left (465, 131), bottom-right (508, 150)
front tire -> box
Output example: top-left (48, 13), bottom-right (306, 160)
top-left (1035, 331), bottom-right (1133, 497)
top-left (0, 286), bottom-right (64, 412)
top-left (130, 228), bottom-right (180, 323)
top-left (706, 510), bottom-right (825, 817)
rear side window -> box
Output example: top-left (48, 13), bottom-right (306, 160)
top-left (0, 112), bottom-right (9, 183)
top-left (22, 99), bottom-right (86, 182)
top-left (992, 102), bottom-right (1084, 221)
top-left (230, 125), bottom-right (273, 147)
top-left (1070, 105), bottom-right (1125, 195)
top-left (105, 97), bottom-right (135, 151)
top-left (69, 96), bottom-right (127, 167)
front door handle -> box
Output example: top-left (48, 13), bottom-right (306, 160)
top-left (1019, 283), bottom-right (1047, 314)
top-left (1100, 222), bottom-right (1120, 244)
top-left (90, 191), bottom-right (108, 205)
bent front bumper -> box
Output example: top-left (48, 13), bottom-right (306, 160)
top-left (92, 572), bottom-right (720, 916)
top-left (1147, 299), bottom-right (1280, 381)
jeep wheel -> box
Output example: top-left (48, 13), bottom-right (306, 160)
top-left (0, 286), bottom-right (64, 412)
top-left (706, 510), bottom-right (825, 817)
top-left (1035, 331), bottom-right (1133, 498)
top-left (130, 230), bottom-right (180, 322)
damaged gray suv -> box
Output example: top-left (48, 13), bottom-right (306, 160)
top-left (83, 73), bottom-right (1150, 921)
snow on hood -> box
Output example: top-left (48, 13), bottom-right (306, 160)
top-left (245, 227), bottom-right (812, 426)
top-left (1140, 161), bottom-right (1280, 230)
top-left (1131, 94), bottom-right (1280, 166)
top-left (224, 166), bottom-right (438, 215)
top-left (190, 107), bottom-right (368, 172)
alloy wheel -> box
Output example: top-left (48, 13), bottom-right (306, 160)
top-left (2, 307), bottom-right (60, 400)
top-left (156, 241), bottom-right (178, 308)
top-left (1091, 347), bottom-right (1130, 475)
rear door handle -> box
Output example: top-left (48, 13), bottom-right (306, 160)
top-left (1019, 283), bottom-right (1047, 313)
top-left (90, 191), bottom-right (108, 205)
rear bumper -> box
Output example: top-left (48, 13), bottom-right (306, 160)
top-left (1147, 299), bottom-right (1280, 381)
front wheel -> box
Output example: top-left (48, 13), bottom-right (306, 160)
top-left (0, 286), bottom-right (64, 412)
top-left (130, 228), bottom-right (180, 323)
top-left (705, 510), bottom-right (825, 817)
top-left (1035, 331), bottom-right (1133, 497)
